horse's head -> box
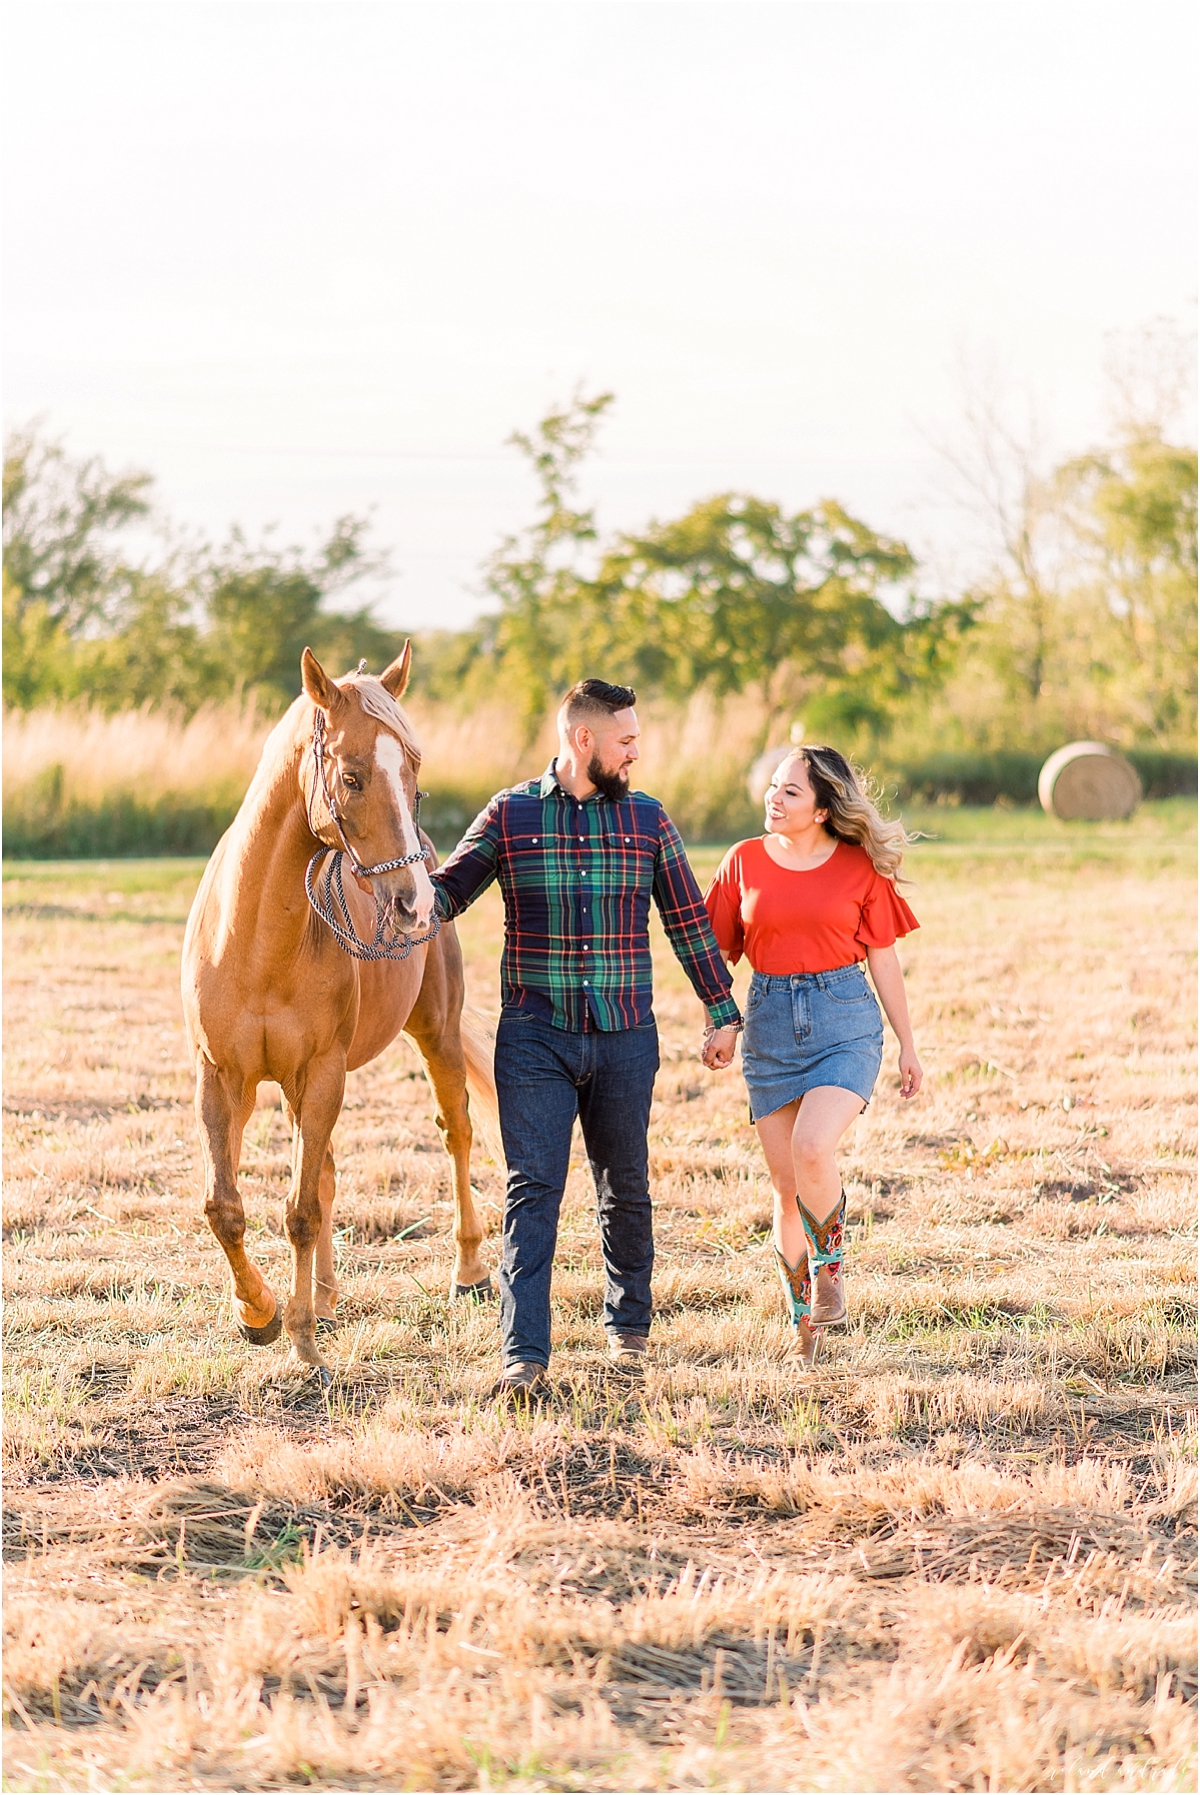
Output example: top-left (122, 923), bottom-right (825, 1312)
top-left (300, 644), bottom-right (436, 942)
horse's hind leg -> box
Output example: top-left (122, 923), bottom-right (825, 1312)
top-left (406, 1025), bottom-right (490, 1299)
top-left (196, 1056), bottom-right (280, 1343)
top-left (404, 925), bottom-right (491, 1299)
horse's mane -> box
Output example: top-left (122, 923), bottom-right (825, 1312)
top-left (339, 674), bottom-right (422, 762)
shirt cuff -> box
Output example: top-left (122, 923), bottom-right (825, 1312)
top-left (707, 997), bottom-right (742, 1029)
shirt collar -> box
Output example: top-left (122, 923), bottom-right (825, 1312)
top-left (540, 759), bottom-right (608, 803)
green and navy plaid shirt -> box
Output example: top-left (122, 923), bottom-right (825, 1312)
top-left (430, 762), bottom-right (740, 1034)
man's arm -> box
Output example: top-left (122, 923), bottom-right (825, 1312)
top-left (428, 795), bottom-right (504, 920)
top-left (651, 811), bottom-right (741, 1028)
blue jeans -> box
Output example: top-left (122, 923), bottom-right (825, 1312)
top-left (493, 1007), bottom-right (660, 1370)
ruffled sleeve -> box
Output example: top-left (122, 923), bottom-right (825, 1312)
top-left (855, 871), bottom-right (919, 950)
top-left (703, 848), bottom-right (746, 966)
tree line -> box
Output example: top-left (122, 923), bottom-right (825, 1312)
top-left (4, 350), bottom-right (1196, 757)
top-left (2, 427), bottom-right (400, 715)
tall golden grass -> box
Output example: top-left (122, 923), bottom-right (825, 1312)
top-left (5, 697), bottom-right (1195, 860)
top-left (1, 701), bottom-right (268, 802)
top-left (2, 693), bottom-right (772, 854)
top-left (2, 702), bottom-right (270, 858)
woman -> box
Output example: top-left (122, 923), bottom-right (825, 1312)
top-left (702, 747), bottom-right (922, 1367)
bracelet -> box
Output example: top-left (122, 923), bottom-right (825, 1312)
top-left (703, 1018), bottom-right (744, 1040)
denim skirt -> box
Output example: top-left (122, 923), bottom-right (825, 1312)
top-left (742, 963), bottom-right (884, 1121)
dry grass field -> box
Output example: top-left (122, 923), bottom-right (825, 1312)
top-left (3, 802), bottom-right (1196, 1793)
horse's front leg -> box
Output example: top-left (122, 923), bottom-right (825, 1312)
top-left (284, 1105), bottom-right (339, 1326)
top-left (282, 1056), bottom-right (345, 1374)
top-left (315, 1144), bottom-right (339, 1324)
top-left (196, 1056), bottom-right (280, 1342)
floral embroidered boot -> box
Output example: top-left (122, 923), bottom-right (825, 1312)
top-left (773, 1247), bottom-right (822, 1370)
top-left (798, 1191), bottom-right (847, 1327)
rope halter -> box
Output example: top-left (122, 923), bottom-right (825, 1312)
top-left (302, 697), bottom-right (441, 962)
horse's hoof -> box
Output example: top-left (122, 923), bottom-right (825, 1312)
top-left (239, 1310), bottom-right (284, 1346)
top-left (315, 1315), bottom-right (341, 1335)
top-left (311, 1365), bottom-right (334, 1391)
top-left (453, 1277), bottom-right (494, 1303)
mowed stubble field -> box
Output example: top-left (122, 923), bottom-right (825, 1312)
top-left (3, 803), bottom-right (1197, 1794)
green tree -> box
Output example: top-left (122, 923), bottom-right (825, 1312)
top-left (2, 424), bottom-right (404, 714)
top-left (926, 325), bottom-right (1197, 752)
top-left (480, 389), bottom-right (615, 731)
top-left (3, 426), bottom-right (153, 633)
top-left (588, 493), bottom-right (948, 743)
top-left (479, 392), bottom-right (965, 744)
top-left (201, 516), bottom-right (403, 709)
top-left (1056, 429), bottom-right (1198, 742)
top-left (3, 427), bottom-right (156, 706)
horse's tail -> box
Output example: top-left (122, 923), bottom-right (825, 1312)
top-left (460, 1006), bottom-right (501, 1160)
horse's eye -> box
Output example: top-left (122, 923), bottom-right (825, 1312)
top-left (342, 772), bottom-right (362, 792)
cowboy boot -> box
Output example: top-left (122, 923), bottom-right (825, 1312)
top-left (774, 1247), bottom-right (823, 1371)
top-left (798, 1191), bottom-right (847, 1327)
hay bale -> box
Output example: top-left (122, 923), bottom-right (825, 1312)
top-left (1038, 743), bottom-right (1142, 821)
top-left (747, 743), bottom-right (796, 806)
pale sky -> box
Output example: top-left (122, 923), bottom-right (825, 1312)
top-left (4, 1), bottom-right (1196, 629)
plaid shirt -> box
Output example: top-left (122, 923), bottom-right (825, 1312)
top-left (430, 763), bottom-right (740, 1033)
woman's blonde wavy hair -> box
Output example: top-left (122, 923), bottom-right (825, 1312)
top-left (771, 745), bottom-right (912, 882)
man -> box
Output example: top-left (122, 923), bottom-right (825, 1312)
top-left (430, 678), bottom-right (742, 1397)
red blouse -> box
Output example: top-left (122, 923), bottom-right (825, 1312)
top-left (704, 837), bottom-right (919, 975)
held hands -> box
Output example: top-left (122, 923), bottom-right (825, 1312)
top-left (899, 1045), bottom-right (923, 1099)
top-left (701, 1025), bottom-right (740, 1071)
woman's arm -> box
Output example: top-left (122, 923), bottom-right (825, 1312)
top-left (699, 849), bottom-right (745, 1070)
top-left (865, 944), bottom-right (922, 1099)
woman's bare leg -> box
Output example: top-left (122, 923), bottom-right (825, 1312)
top-left (756, 1099), bottom-right (820, 1359)
top-left (759, 1085), bottom-right (865, 1337)
top-left (755, 1100), bottom-right (806, 1264)
top-left (756, 1087), bottom-right (863, 1230)
top-left (790, 1086), bottom-right (863, 1325)
top-left (791, 1086), bottom-right (864, 1222)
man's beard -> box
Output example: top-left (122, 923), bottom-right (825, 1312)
top-left (587, 754), bottom-right (630, 803)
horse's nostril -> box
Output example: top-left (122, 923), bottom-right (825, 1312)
top-left (387, 895), bottom-right (418, 933)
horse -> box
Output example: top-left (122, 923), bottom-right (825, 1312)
top-left (180, 644), bottom-right (494, 1378)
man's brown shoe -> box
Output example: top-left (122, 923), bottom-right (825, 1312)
top-left (607, 1332), bottom-right (649, 1372)
top-left (490, 1362), bottom-right (550, 1402)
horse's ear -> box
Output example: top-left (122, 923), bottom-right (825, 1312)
top-left (379, 640), bottom-right (412, 700)
top-left (301, 647), bottom-right (342, 713)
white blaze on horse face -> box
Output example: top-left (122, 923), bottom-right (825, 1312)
top-left (374, 732), bottom-right (435, 931)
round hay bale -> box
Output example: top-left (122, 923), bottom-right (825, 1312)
top-left (1038, 742), bottom-right (1142, 821)
top-left (747, 743), bottom-right (800, 806)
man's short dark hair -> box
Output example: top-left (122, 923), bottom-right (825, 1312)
top-left (560, 678), bottom-right (637, 728)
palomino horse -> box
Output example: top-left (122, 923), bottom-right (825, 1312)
top-left (181, 645), bottom-right (494, 1377)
